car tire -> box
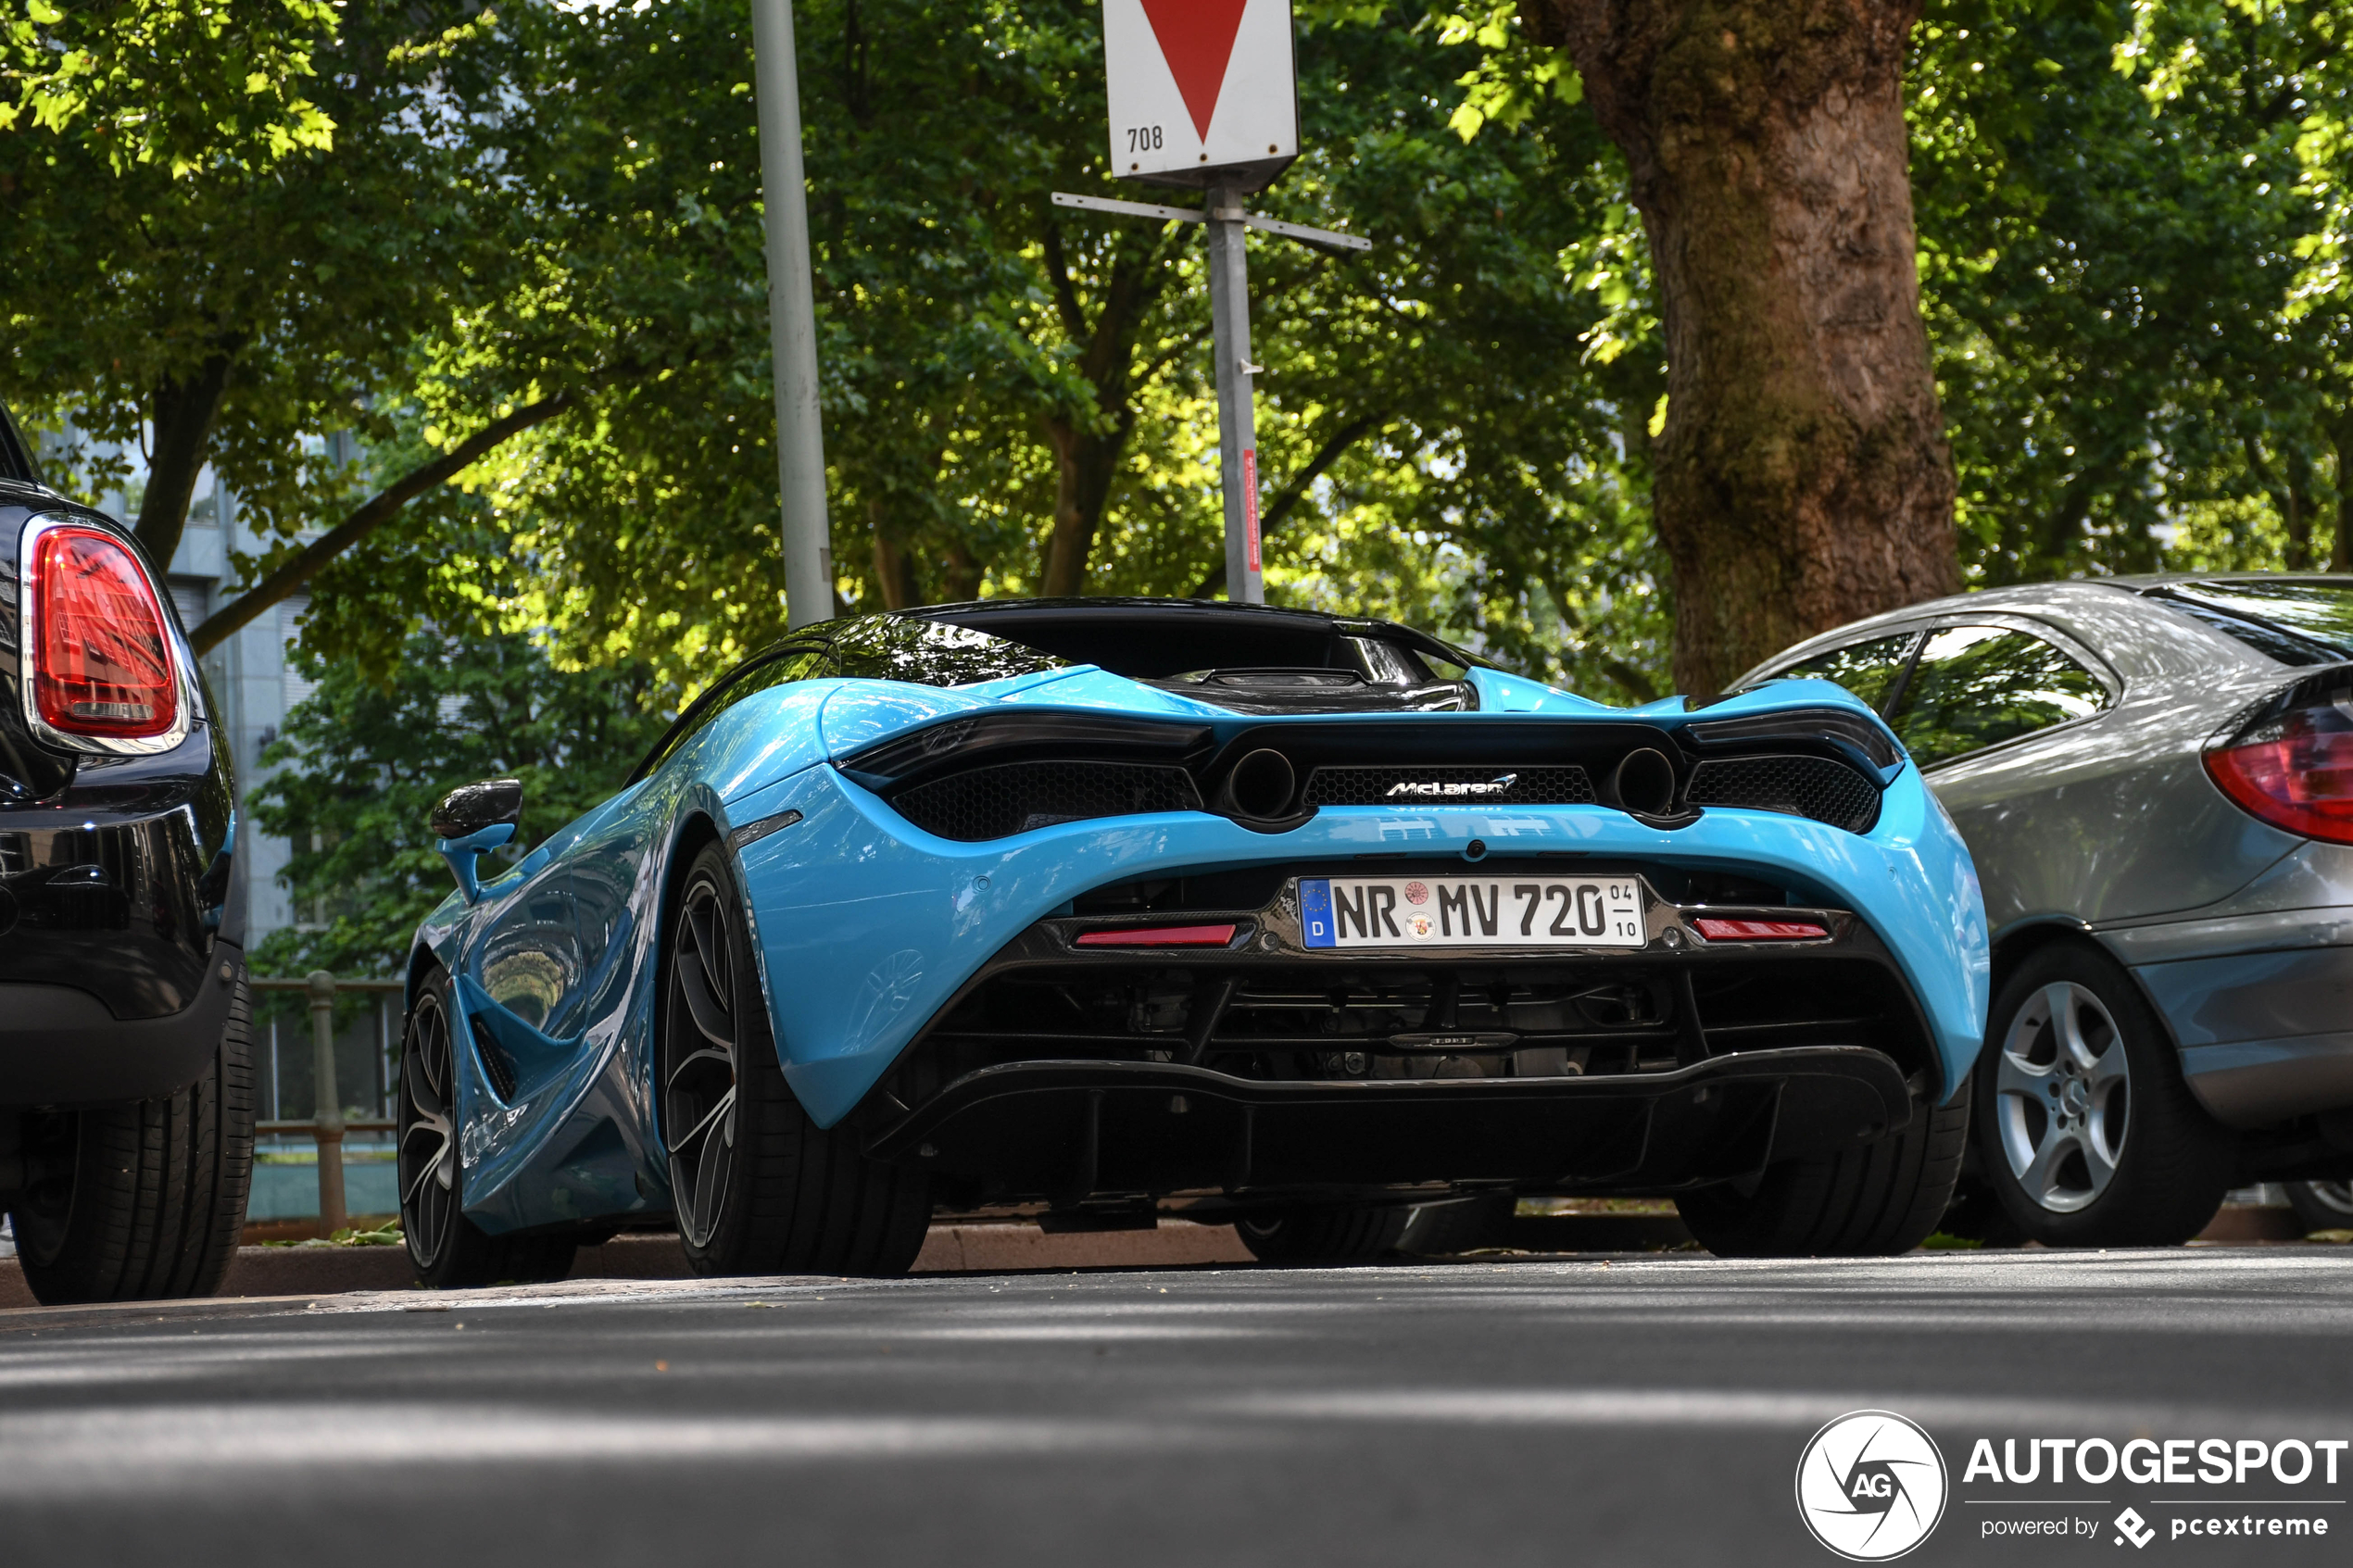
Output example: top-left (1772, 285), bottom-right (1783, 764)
top-left (661, 841), bottom-right (930, 1277)
top-left (398, 968), bottom-right (578, 1290)
top-left (1936, 1173), bottom-right (2028, 1248)
top-left (2283, 1180), bottom-right (2353, 1234)
top-left (11, 974), bottom-right (258, 1306)
top-left (1234, 1205), bottom-right (1411, 1263)
top-left (1973, 940), bottom-right (2233, 1248)
top-left (1677, 1087), bottom-right (1969, 1258)
top-left (1397, 1195), bottom-right (1514, 1257)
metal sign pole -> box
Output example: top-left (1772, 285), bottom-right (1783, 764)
top-left (1204, 186), bottom-right (1263, 606)
top-left (749, 0), bottom-right (833, 629)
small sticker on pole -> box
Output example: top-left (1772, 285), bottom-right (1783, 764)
top-left (1243, 447), bottom-right (1260, 572)
top-left (1103, 0), bottom-right (1298, 189)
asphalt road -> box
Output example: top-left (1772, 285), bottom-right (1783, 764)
top-left (1, 1249), bottom-right (2348, 1567)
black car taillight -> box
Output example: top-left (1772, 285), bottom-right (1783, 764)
top-left (30, 525), bottom-right (179, 739)
top-left (2204, 669), bottom-right (2353, 844)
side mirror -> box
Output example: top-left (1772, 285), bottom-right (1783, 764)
top-left (432, 778), bottom-right (523, 840)
top-left (432, 778), bottom-right (523, 905)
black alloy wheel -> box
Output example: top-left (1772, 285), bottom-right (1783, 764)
top-left (663, 862), bottom-right (743, 1250)
top-left (397, 978), bottom-right (461, 1268)
top-left (659, 839), bottom-right (931, 1276)
top-left (397, 969), bottom-right (575, 1289)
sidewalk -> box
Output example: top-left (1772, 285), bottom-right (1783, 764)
top-left (0, 1222), bottom-right (1258, 1308)
top-left (0, 1204), bottom-right (2323, 1311)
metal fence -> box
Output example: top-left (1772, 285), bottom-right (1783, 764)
top-left (250, 972), bottom-right (405, 1235)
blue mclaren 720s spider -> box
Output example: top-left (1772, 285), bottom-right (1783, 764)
top-left (395, 597), bottom-right (1988, 1285)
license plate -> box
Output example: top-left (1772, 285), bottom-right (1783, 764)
top-left (1299, 876), bottom-right (1647, 950)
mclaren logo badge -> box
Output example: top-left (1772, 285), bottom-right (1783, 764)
top-left (1385, 773), bottom-right (1517, 798)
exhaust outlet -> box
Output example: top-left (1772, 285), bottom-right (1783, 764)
top-left (1224, 748), bottom-right (1298, 819)
top-left (1611, 748), bottom-right (1678, 817)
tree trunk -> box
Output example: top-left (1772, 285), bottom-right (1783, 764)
top-left (1041, 413), bottom-right (1129, 596)
top-left (938, 538), bottom-right (983, 604)
top-left (2287, 443), bottom-right (2317, 572)
top-left (2332, 411), bottom-right (2353, 572)
top-left (133, 353), bottom-right (236, 571)
top-left (2245, 433), bottom-right (2318, 571)
top-left (868, 498), bottom-right (921, 609)
top-left (1035, 215), bottom-right (1177, 597)
top-left (1524, 0), bottom-right (1959, 696)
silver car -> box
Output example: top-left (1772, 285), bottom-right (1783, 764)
top-left (1738, 575), bottom-right (2353, 1246)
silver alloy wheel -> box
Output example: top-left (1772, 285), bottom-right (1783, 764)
top-left (1994, 981), bottom-right (2131, 1213)
top-left (662, 872), bottom-right (740, 1249)
top-left (397, 990), bottom-right (459, 1261)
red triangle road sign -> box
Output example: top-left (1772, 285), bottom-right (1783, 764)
top-left (1139, 0), bottom-right (1250, 141)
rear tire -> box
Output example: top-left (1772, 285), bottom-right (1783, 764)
top-left (1677, 1088), bottom-right (1968, 1258)
top-left (1973, 940), bottom-right (2233, 1248)
top-left (1936, 1173), bottom-right (2028, 1248)
top-left (661, 841), bottom-right (930, 1277)
top-left (2284, 1180), bottom-right (2353, 1234)
top-left (398, 969), bottom-right (577, 1289)
top-left (1397, 1195), bottom-right (1514, 1257)
top-left (12, 974), bottom-right (257, 1305)
top-left (1235, 1205), bottom-right (1410, 1263)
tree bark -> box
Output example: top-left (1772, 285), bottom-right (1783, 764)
top-left (189, 392), bottom-right (572, 656)
top-left (133, 352), bottom-right (237, 571)
top-left (1524, 0), bottom-right (1959, 695)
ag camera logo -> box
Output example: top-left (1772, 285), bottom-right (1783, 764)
top-left (1796, 1411), bottom-right (1948, 1561)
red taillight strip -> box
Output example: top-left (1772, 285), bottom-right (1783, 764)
top-left (1074, 923), bottom-right (1238, 948)
top-left (1692, 917), bottom-right (1830, 942)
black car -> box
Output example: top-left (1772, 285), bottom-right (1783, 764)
top-left (0, 400), bottom-right (252, 1304)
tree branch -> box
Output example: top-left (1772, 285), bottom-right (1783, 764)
top-left (1039, 213), bottom-right (1089, 344)
top-left (189, 392), bottom-right (573, 657)
top-left (1189, 413), bottom-right (1378, 597)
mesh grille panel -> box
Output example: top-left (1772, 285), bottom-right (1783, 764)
top-left (1686, 755), bottom-right (1881, 834)
top-left (1304, 765), bottom-right (1595, 807)
top-left (469, 1017), bottom-right (517, 1101)
top-left (891, 761), bottom-right (1204, 842)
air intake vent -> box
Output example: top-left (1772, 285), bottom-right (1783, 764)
top-left (891, 761), bottom-right (1204, 842)
top-left (469, 1016), bottom-right (518, 1101)
top-left (1304, 765), bottom-right (1595, 807)
top-left (1685, 755), bottom-right (1881, 834)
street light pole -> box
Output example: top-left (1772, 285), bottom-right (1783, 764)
top-left (749, 0), bottom-right (833, 629)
